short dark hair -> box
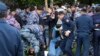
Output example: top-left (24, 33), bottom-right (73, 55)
top-left (37, 6), bottom-right (43, 10)
top-left (30, 6), bottom-right (35, 11)
top-left (81, 8), bottom-right (87, 12)
top-left (95, 6), bottom-right (100, 12)
top-left (58, 11), bottom-right (65, 15)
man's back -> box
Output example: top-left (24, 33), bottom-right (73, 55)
top-left (0, 19), bottom-right (23, 56)
top-left (76, 14), bottom-right (93, 33)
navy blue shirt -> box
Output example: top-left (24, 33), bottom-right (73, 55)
top-left (75, 14), bottom-right (93, 33)
top-left (92, 13), bottom-right (100, 29)
top-left (62, 19), bottom-right (75, 38)
top-left (0, 19), bottom-right (23, 56)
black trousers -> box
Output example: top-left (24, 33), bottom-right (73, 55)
top-left (93, 30), bottom-right (100, 56)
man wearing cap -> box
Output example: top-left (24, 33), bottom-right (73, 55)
top-left (75, 8), bottom-right (93, 56)
top-left (0, 1), bottom-right (23, 56)
top-left (92, 6), bottom-right (100, 56)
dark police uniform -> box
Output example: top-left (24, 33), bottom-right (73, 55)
top-left (0, 2), bottom-right (23, 56)
top-left (60, 19), bottom-right (75, 56)
top-left (0, 19), bottom-right (23, 56)
top-left (92, 13), bottom-right (100, 56)
top-left (75, 14), bottom-right (93, 56)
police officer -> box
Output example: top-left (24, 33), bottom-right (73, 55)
top-left (75, 8), bottom-right (93, 56)
top-left (48, 11), bottom-right (75, 56)
top-left (92, 6), bottom-right (100, 56)
top-left (20, 25), bottom-right (40, 56)
top-left (61, 16), bottom-right (75, 56)
top-left (0, 1), bottom-right (23, 56)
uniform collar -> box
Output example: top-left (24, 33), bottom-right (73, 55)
top-left (0, 19), bottom-right (6, 23)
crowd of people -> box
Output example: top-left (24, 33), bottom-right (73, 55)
top-left (0, 1), bottom-right (100, 56)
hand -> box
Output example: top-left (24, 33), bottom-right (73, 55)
top-left (96, 24), bottom-right (99, 27)
top-left (47, 8), bottom-right (52, 14)
top-left (43, 17), bottom-right (47, 19)
top-left (43, 45), bottom-right (46, 49)
top-left (51, 16), bottom-right (55, 19)
top-left (65, 30), bottom-right (71, 37)
top-left (29, 48), bottom-right (34, 54)
top-left (66, 19), bottom-right (70, 22)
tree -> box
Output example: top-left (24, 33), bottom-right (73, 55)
top-left (78, 0), bottom-right (100, 5)
top-left (53, 0), bottom-right (74, 6)
top-left (1, 0), bottom-right (100, 9)
top-left (15, 0), bottom-right (44, 7)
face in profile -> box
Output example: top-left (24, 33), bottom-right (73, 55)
top-left (58, 14), bottom-right (65, 20)
top-left (26, 8), bottom-right (30, 13)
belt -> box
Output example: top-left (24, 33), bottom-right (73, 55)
top-left (94, 29), bottom-right (100, 31)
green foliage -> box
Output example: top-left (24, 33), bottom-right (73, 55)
top-left (27, 0), bottom-right (44, 6)
top-left (6, 0), bottom-right (100, 8)
top-left (78, 0), bottom-right (100, 4)
top-left (15, 0), bottom-right (44, 7)
top-left (93, 0), bottom-right (100, 4)
top-left (15, 0), bottom-right (75, 7)
top-left (54, 0), bottom-right (74, 5)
